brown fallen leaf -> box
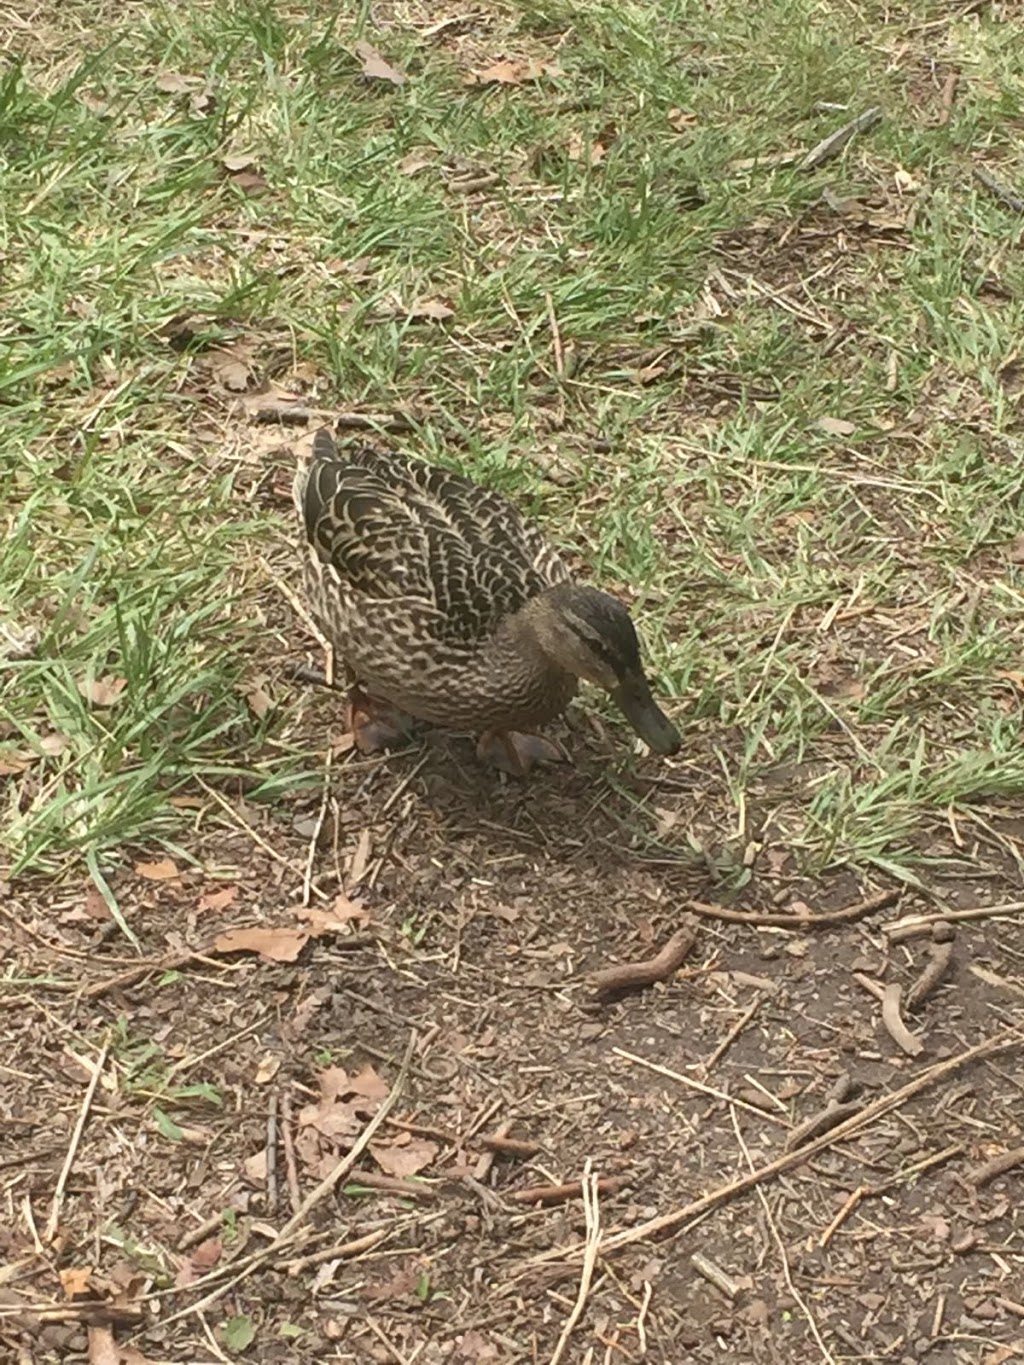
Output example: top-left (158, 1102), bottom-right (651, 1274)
top-left (369, 1135), bottom-right (438, 1178)
top-left (399, 150), bottom-right (433, 176)
top-left (207, 345), bottom-right (254, 392)
top-left (79, 675), bottom-right (127, 708)
top-left (294, 893), bottom-right (370, 937)
top-left (465, 58), bottom-right (563, 87)
top-left (153, 70), bottom-right (214, 116)
top-left (567, 121), bottom-right (616, 165)
top-left (816, 415), bottom-right (856, 437)
top-left (196, 884), bottom-right (238, 914)
top-left (376, 296), bottom-right (455, 324)
top-left (243, 683), bottom-right (274, 718)
top-left (212, 925), bottom-right (309, 963)
top-left (364, 1259), bottom-right (424, 1303)
top-left (154, 71), bottom-right (204, 95)
top-left (223, 163), bottom-right (268, 196)
top-left (299, 1063), bottom-right (386, 1140)
top-left (668, 107), bottom-right (698, 132)
top-left (0, 750), bottom-right (32, 775)
top-left (243, 1149), bottom-right (268, 1182)
top-left (354, 39), bottom-right (406, 86)
top-left (134, 857), bottom-right (180, 882)
top-left (175, 1234), bottom-right (223, 1287)
top-left (60, 1265), bottom-right (94, 1298)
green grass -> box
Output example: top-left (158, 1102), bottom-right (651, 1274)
top-left (2, 0), bottom-right (1023, 881)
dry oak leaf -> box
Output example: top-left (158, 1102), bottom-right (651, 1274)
top-left (60, 1265), bottom-right (95, 1298)
top-left (294, 896), bottom-right (369, 936)
top-left (207, 345), bottom-right (254, 392)
top-left (369, 1134), bottom-right (438, 1178)
top-left (135, 857), bottom-right (180, 882)
top-left (466, 58), bottom-right (563, 86)
top-left (300, 1064), bottom-right (385, 1139)
top-left (354, 39), bottom-right (406, 86)
top-left (78, 675), bottom-right (127, 708)
top-left (196, 884), bottom-right (238, 914)
top-left (816, 415), bottom-right (856, 437)
top-left (212, 925), bottom-right (309, 963)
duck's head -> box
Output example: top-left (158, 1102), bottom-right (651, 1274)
top-left (522, 583), bottom-right (681, 757)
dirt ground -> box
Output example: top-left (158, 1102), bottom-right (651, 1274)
top-left (3, 668), bottom-right (1023, 1363)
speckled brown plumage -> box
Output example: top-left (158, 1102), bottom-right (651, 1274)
top-left (293, 428), bottom-right (680, 770)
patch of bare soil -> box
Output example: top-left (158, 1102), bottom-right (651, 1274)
top-left (2, 693), bottom-right (1023, 1364)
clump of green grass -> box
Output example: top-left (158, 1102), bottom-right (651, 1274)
top-left (2, 0), bottom-right (1023, 882)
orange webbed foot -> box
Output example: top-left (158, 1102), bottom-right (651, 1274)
top-left (476, 729), bottom-right (565, 776)
top-left (347, 687), bottom-right (416, 754)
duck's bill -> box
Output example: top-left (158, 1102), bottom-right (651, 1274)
top-left (611, 674), bottom-right (681, 756)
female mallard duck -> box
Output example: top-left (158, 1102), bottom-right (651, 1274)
top-left (294, 428), bottom-right (680, 775)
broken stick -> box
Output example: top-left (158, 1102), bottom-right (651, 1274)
top-left (589, 922), bottom-right (696, 999)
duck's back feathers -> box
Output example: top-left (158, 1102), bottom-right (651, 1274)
top-left (296, 432), bottom-right (571, 645)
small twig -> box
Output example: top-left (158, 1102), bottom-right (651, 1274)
top-left (196, 777), bottom-right (329, 901)
top-left (284, 661), bottom-right (346, 692)
top-left (511, 1175), bottom-right (625, 1206)
top-left (705, 994), bottom-right (763, 1071)
top-left (855, 974), bottom-right (924, 1054)
top-left (478, 1134), bottom-right (542, 1158)
top-left (266, 1091), bottom-right (279, 1215)
top-left (969, 1146), bottom-right (1024, 1187)
top-left (251, 403), bottom-right (416, 432)
top-left (155, 1033), bottom-right (416, 1329)
top-left (854, 971), bottom-right (885, 1003)
top-left (937, 70), bottom-right (959, 126)
top-left (474, 1118), bottom-right (511, 1182)
top-left (178, 1213), bottom-right (225, 1253)
top-left (283, 1226), bottom-right (392, 1274)
top-left (280, 1092), bottom-right (302, 1215)
top-left (818, 1185), bottom-right (865, 1248)
top-left (690, 1252), bottom-right (741, 1301)
top-left (798, 106), bottom-right (882, 173)
top-left (688, 887), bottom-right (899, 930)
top-left (819, 1143), bottom-right (963, 1247)
top-left (905, 937), bottom-right (955, 1011)
top-left (636, 1280), bottom-right (652, 1357)
top-left (786, 1101), bottom-right (863, 1152)
top-left (45, 1036), bottom-right (108, 1242)
top-left (590, 924), bottom-right (697, 998)
top-left (881, 983), bottom-right (924, 1056)
top-left (732, 1110), bottom-right (837, 1364)
top-left (886, 900), bottom-right (1024, 935)
top-left (78, 949), bottom-right (198, 1001)
top-left (302, 747), bottom-right (333, 907)
top-left (276, 1034), bottom-right (416, 1241)
top-left (968, 964), bottom-right (1024, 1000)
top-left (613, 1048), bottom-right (790, 1128)
top-left (973, 166), bottom-right (1024, 214)
top-left (447, 172), bottom-right (502, 194)
top-left (345, 1168), bottom-right (437, 1201)
top-left (548, 1162), bottom-right (601, 1365)
top-left (516, 1029), bottom-right (1021, 1266)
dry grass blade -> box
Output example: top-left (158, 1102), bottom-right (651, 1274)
top-left (44, 1036), bottom-right (109, 1243)
top-left (731, 1108), bottom-right (837, 1363)
top-left (612, 1048), bottom-right (790, 1127)
top-left (548, 1161), bottom-right (601, 1365)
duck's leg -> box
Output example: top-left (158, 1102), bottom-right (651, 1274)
top-left (476, 729), bottom-right (565, 776)
top-left (347, 685), bottom-right (416, 754)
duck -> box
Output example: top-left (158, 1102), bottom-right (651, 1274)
top-left (293, 428), bottom-right (680, 775)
